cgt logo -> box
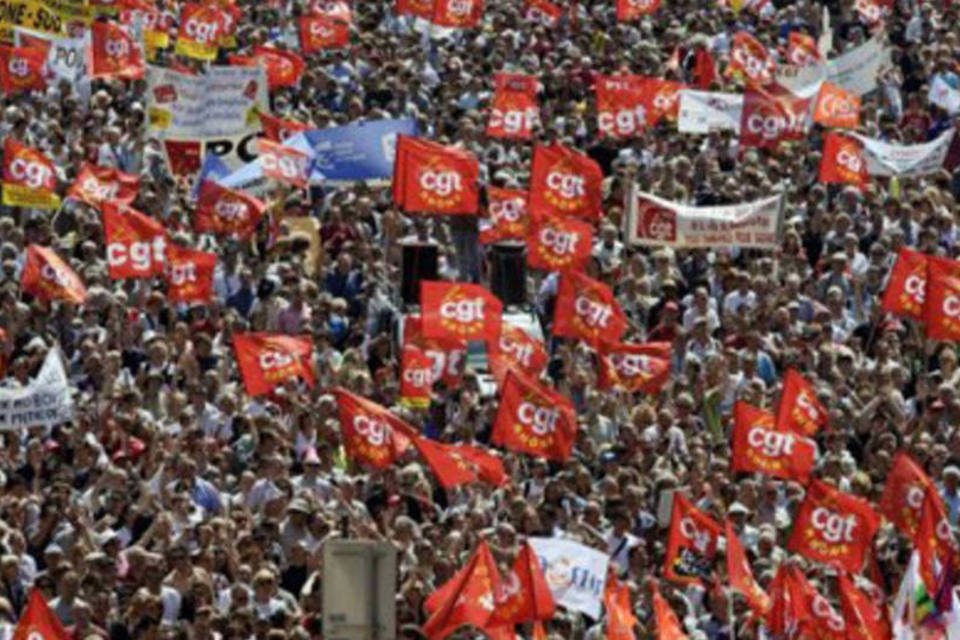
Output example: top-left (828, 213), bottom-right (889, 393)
top-left (419, 169), bottom-right (462, 197)
top-left (609, 353), bottom-right (655, 378)
top-left (539, 227), bottom-right (579, 255)
top-left (546, 171), bottom-right (585, 199)
top-left (821, 94), bottom-right (856, 118)
top-left (575, 295), bottom-right (613, 328)
top-left (811, 507), bottom-right (857, 544)
top-left (627, 0), bottom-right (656, 7)
top-left (733, 47), bottom-right (774, 80)
top-left (517, 401), bottom-right (559, 435)
top-left (500, 335), bottom-right (534, 367)
top-left (446, 0), bottom-right (474, 16)
top-left (214, 199), bottom-right (249, 221)
top-left (9, 156), bottom-right (52, 189)
top-left (904, 273), bottom-right (926, 303)
top-left (352, 414), bottom-right (388, 446)
top-left (7, 56), bottom-right (30, 78)
top-left (184, 17), bottom-right (220, 44)
top-left (80, 177), bottom-right (118, 201)
top-left (40, 263), bottom-right (75, 288)
top-left (105, 38), bottom-right (131, 58)
top-left (489, 108), bottom-right (539, 135)
top-left (107, 236), bottom-right (166, 272)
top-left (747, 426), bottom-right (795, 457)
top-left (638, 203), bottom-right (676, 242)
top-left (944, 293), bottom-right (960, 319)
top-left (308, 21), bottom-right (335, 38)
top-left (679, 517), bottom-right (713, 553)
top-left (795, 391), bottom-right (820, 422)
top-left (169, 261), bottom-right (197, 286)
top-left (811, 594), bottom-right (845, 632)
top-left (490, 198), bottom-right (524, 223)
top-left (836, 148), bottom-right (863, 174)
top-left (402, 367), bottom-right (431, 388)
top-left (259, 350), bottom-right (294, 370)
top-left (745, 105), bottom-right (791, 141)
top-left (598, 106), bottom-right (647, 137)
top-left (440, 297), bottom-right (484, 324)
top-left (262, 152), bottom-right (305, 181)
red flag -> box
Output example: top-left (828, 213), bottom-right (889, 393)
top-left (604, 573), bottom-right (638, 640)
top-left (813, 83), bottom-right (861, 129)
top-left (13, 589), bottom-right (69, 640)
top-left (412, 436), bottom-right (479, 489)
top-left (194, 180), bottom-right (267, 239)
top-left (855, 0), bottom-right (892, 25)
top-left (646, 79), bottom-right (687, 125)
top-left (491, 369), bottom-right (577, 462)
top-left (176, 4), bottom-right (226, 61)
top-left (423, 541), bottom-right (500, 639)
top-left (739, 89), bottom-right (811, 149)
top-left (880, 248), bottom-right (927, 320)
top-left (595, 74), bottom-right (650, 139)
top-left (395, 0), bottom-right (432, 19)
top-left (164, 243), bottom-right (216, 304)
top-left (310, 0), bottom-right (352, 21)
top-left (786, 32), bottom-right (821, 66)
top-left (257, 139), bottom-right (311, 188)
top-left (431, 0), bottom-right (483, 28)
top-left (528, 143), bottom-right (603, 221)
top-left (480, 187), bottom-right (529, 245)
top-left (487, 73), bottom-right (540, 140)
top-left (663, 493), bottom-right (723, 586)
top-left (102, 204), bottom-right (167, 280)
top-left (924, 256), bottom-right (960, 342)
top-left (67, 163), bottom-right (139, 208)
top-left (299, 14), bottom-right (349, 52)
top-left (449, 444), bottom-right (508, 487)
top-left (617, 0), bottom-right (660, 19)
top-left (91, 21), bottom-right (144, 80)
top-left (552, 270), bottom-right (627, 349)
top-left (731, 407), bottom-right (816, 483)
top-left (393, 136), bottom-right (480, 215)
top-left (819, 132), bottom-right (867, 188)
top-left (20, 245), bottom-right (87, 305)
top-left (0, 45), bottom-right (46, 94)
top-left (524, 0), bottom-right (562, 24)
top-left (118, 4), bottom-right (173, 50)
top-left (728, 31), bottom-right (777, 87)
top-left (916, 489), bottom-right (954, 591)
top-left (488, 541), bottom-right (556, 628)
top-left (526, 214), bottom-right (594, 272)
top-left (786, 480), bottom-right (881, 573)
top-left (403, 314), bottom-right (467, 389)
top-left (837, 573), bottom-right (891, 640)
top-left (419, 280), bottom-right (502, 344)
top-left (879, 451), bottom-right (935, 539)
top-left (765, 565), bottom-right (811, 637)
top-left (733, 400), bottom-right (775, 430)
top-left (234, 333), bottom-right (316, 397)
top-left (725, 520), bottom-right (771, 615)
top-left (597, 342), bottom-right (671, 394)
top-left (692, 47), bottom-right (717, 90)
top-left (253, 46), bottom-right (305, 89)
top-left (2, 138), bottom-right (59, 210)
top-left (489, 322), bottom-right (549, 381)
top-left (163, 140), bottom-right (202, 176)
top-left (331, 388), bottom-right (413, 469)
top-left (652, 583), bottom-right (688, 640)
top-left (258, 112), bottom-right (310, 143)
top-left (400, 343), bottom-right (433, 408)
top-left (775, 369), bottom-right (827, 437)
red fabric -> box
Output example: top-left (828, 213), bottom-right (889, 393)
top-left (299, 14), bottom-right (350, 52)
top-left (487, 72), bottom-right (540, 140)
top-left (2, 138), bottom-right (58, 208)
top-left (257, 139), bottom-right (311, 188)
top-left (728, 31), bottom-right (777, 87)
top-left (879, 451), bottom-right (936, 539)
top-left (786, 480), bottom-right (881, 573)
top-left (813, 83), bottom-right (861, 129)
top-left (194, 180), bottom-right (267, 239)
top-left (392, 135), bottom-right (480, 215)
top-left (819, 132), bottom-right (867, 188)
top-left (91, 21), bottom-right (144, 80)
top-left (233, 333), bottom-right (316, 397)
top-left (646, 79), bottom-right (687, 124)
top-left (331, 387), bottom-right (414, 469)
top-left (924, 256), bottom-right (960, 341)
top-left (423, 542), bottom-right (500, 639)
top-left (528, 143), bottom-right (603, 221)
top-left (880, 248), bottom-right (927, 319)
top-left (739, 89), bottom-right (811, 149)
top-left (491, 369), bottom-right (577, 461)
top-left (0, 45), bottom-right (46, 94)
top-left (775, 369), bottom-right (827, 437)
top-left (526, 214), bottom-right (594, 272)
top-left (419, 280), bottom-right (503, 344)
top-left (67, 163), bottom-right (139, 208)
top-left (431, 0), bottom-right (483, 27)
top-left (163, 140), bottom-right (202, 176)
top-left (488, 322), bottom-right (549, 383)
top-left (480, 187), bottom-right (529, 244)
top-left (596, 342), bottom-right (671, 394)
top-left (731, 406), bottom-right (816, 482)
top-left (524, 0), bottom-right (563, 24)
top-left (258, 113), bottom-right (310, 143)
top-left (20, 245), bottom-right (87, 305)
top-left (604, 573), bottom-right (638, 639)
top-left (395, 0), bottom-right (432, 18)
top-left (663, 493), bottom-right (722, 586)
top-left (786, 31), bottom-right (821, 66)
top-left (13, 589), bottom-right (70, 640)
top-left (176, 4), bottom-right (226, 58)
top-left (255, 46), bottom-right (305, 88)
top-left (725, 520), bottom-right (771, 615)
top-left (916, 489), bottom-right (953, 592)
top-left (449, 444), bottom-right (508, 486)
top-left (487, 542), bottom-right (556, 627)
top-left (595, 74), bottom-right (650, 138)
top-left (164, 243), bottom-right (216, 304)
top-left (102, 203), bottom-right (168, 280)
top-left (616, 0), bottom-right (660, 20)
top-left (837, 573), bottom-right (891, 640)
top-left (403, 314), bottom-right (467, 389)
top-left (411, 436), bottom-right (479, 489)
top-left (652, 583), bottom-right (688, 640)
top-left (552, 270), bottom-right (627, 349)
top-left (399, 343), bottom-right (433, 408)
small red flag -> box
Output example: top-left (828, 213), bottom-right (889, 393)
top-left (491, 369), bottom-right (577, 462)
top-left (480, 187), bottom-right (529, 245)
top-left (879, 451), bottom-right (936, 539)
top-left (299, 14), bottom-right (350, 52)
top-left (880, 248), bottom-right (927, 320)
top-left (728, 31), bottom-right (777, 87)
top-left (819, 131), bottom-right (868, 188)
top-left (165, 243), bottom-right (216, 304)
top-left (257, 139), bottom-right (311, 188)
top-left (775, 369), bottom-right (827, 437)
top-left (725, 520), bottom-right (771, 615)
top-left (529, 143), bottom-right (603, 221)
top-left (813, 83), bottom-right (861, 129)
top-left (616, 0), bottom-right (660, 20)
top-left (604, 572), bottom-right (638, 640)
top-left (487, 541), bottom-right (556, 628)
top-left (420, 280), bottom-right (502, 345)
top-left (0, 45), bottom-right (47, 95)
top-left (332, 388), bottom-right (414, 469)
top-left (102, 203), bottom-right (168, 280)
top-left (399, 343), bottom-right (433, 408)
top-left (423, 541), bottom-right (500, 639)
top-left (837, 573), bottom-right (891, 640)
top-left (786, 31), bottom-right (821, 66)
top-left (526, 214), bottom-right (594, 272)
top-left (596, 342), bottom-right (671, 394)
top-left (651, 582), bottom-right (688, 640)
top-left (487, 72), bottom-right (540, 141)
top-left (552, 270), bottom-right (627, 349)
top-left (412, 435), bottom-right (479, 489)
top-left (13, 589), bottom-right (70, 640)
top-left (20, 245), bottom-right (87, 305)
top-left (663, 493), bottom-right (722, 586)
top-left (194, 180), bottom-right (267, 239)
top-left (403, 314), bottom-right (467, 389)
top-left (67, 163), bottom-right (139, 208)
top-left (731, 407), bottom-right (816, 483)
top-left (233, 333), bottom-right (316, 397)
top-left (2, 138), bottom-right (59, 210)
top-left (595, 74), bottom-right (650, 139)
top-left (924, 256), bottom-right (960, 342)
top-left (431, 0), bottom-right (483, 28)
top-left (91, 21), bottom-right (144, 80)
top-left (258, 112), bottom-right (310, 143)
top-left (393, 136), bottom-right (480, 215)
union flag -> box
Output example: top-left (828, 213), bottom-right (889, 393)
top-left (491, 369), bottom-right (577, 462)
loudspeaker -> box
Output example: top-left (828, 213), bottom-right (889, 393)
top-left (488, 242), bottom-right (526, 307)
top-left (401, 242), bottom-right (438, 307)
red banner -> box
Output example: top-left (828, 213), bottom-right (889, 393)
top-left (332, 387), bottom-right (414, 469)
top-left (880, 248), bottom-right (927, 319)
top-left (431, 0), bottom-right (483, 27)
top-left (176, 4), bottom-right (226, 61)
top-left (257, 139), bottom-right (311, 188)
top-left (195, 180), bottom-right (266, 239)
top-left (480, 187), bottom-right (529, 244)
top-left (879, 451), bottom-right (936, 539)
top-left (916, 489), bottom-right (954, 591)
top-left (525, 214), bottom-right (593, 272)
top-left (234, 333), bottom-right (316, 397)
top-left (412, 435), bottom-right (478, 488)
top-left (595, 74), bottom-right (649, 139)
top-left (652, 582), bottom-right (687, 640)
top-left (786, 31), bottom-right (821, 66)
top-left (818, 132), bottom-right (867, 188)
top-left (647, 79), bottom-right (686, 124)
top-left (725, 520), bottom-right (770, 615)
top-left (731, 408), bottom-right (816, 482)
top-left (0, 45), bottom-right (46, 94)
top-left (420, 280), bottom-right (502, 344)
top-left (775, 369), bottom-right (827, 437)
top-left (491, 369), bottom-right (577, 462)
top-left (813, 82), bottom-right (861, 129)
top-left (664, 492), bottom-right (723, 586)
top-left (164, 243), bottom-right (216, 304)
top-left (786, 479), bottom-right (880, 573)
top-left (728, 31), bottom-right (777, 87)
top-left (528, 143), bottom-right (603, 221)
top-left (91, 21), bottom-right (144, 80)
top-left (299, 14), bottom-right (350, 52)
top-left (393, 136), bottom-right (480, 215)
top-left (395, 0), bottom-right (432, 19)
top-left (20, 245), bottom-right (87, 305)
top-left (596, 342), bottom-right (671, 394)
top-left (102, 204), bottom-right (167, 280)
top-left (450, 444), bottom-right (508, 487)
top-left (616, 0), bottom-right (660, 20)
top-left (837, 574), bottom-right (891, 640)
top-left (254, 46), bottom-right (305, 88)
top-left (67, 163), bottom-right (139, 208)
top-left (739, 89), bottom-right (810, 149)
top-left (924, 256), bottom-right (960, 342)
top-left (258, 112), bottom-right (310, 143)
top-left (310, 0), bottom-right (353, 21)
top-left (403, 314), bottom-right (467, 389)
top-left (552, 270), bottom-right (627, 349)
top-left (487, 73), bottom-right (540, 140)
top-left (400, 343), bottom-right (433, 408)
top-left (2, 138), bottom-right (60, 210)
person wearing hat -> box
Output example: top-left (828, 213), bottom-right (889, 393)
top-left (941, 466), bottom-right (960, 526)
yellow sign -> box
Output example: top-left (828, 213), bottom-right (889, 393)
top-left (2, 183), bottom-right (61, 210)
top-left (0, 0), bottom-right (90, 41)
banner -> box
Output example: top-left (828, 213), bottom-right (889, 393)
top-left (731, 410), bottom-right (816, 482)
top-left (2, 138), bottom-right (60, 209)
top-left (880, 248), bottom-right (927, 320)
top-left (194, 180), bottom-right (266, 239)
top-left (0, 348), bottom-right (73, 430)
top-left (14, 27), bottom-right (88, 84)
top-left (596, 342), bottom-right (671, 394)
top-left (90, 20), bottom-right (143, 80)
top-left (825, 33), bottom-right (890, 96)
top-left (728, 31), bottom-right (777, 87)
top-left (852, 129), bottom-right (955, 177)
top-left (738, 89), bottom-right (811, 148)
top-left (528, 537), bottom-right (609, 619)
top-left (487, 72), bottom-right (540, 140)
top-left (0, 45), bottom-right (47, 94)
top-left (258, 139), bottom-right (311, 188)
top-left (174, 3), bottom-right (225, 61)
top-left (285, 118), bottom-right (417, 184)
top-left (925, 256), bottom-right (960, 342)
top-left (0, 0), bottom-right (90, 42)
top-left (664, 493), bottom-right (723, 586)
top-left (818, 131), bottom-right (867, 188)
top-left (879, 451), bottom-right (937, 539)
top-left (299, 14), bottom-right (349, 52)
top-left (479, 187), bottom-right (529, 244)
top-left (813, 82), bottom-right (860, 129)
top-left (786, 31), bottom-right (820, 67)
top-left (20, 245), bottom-right (86, 304)
top-left (67, 163), bottom-right (139, 208)
top-left (431, 0), bottom-right (483, 28)
top-left (525, 214), bottom-right (593, 272)
top-left (399, 343), bottom-right (432, 408)
top-left (403, 314), bottom-right (467, 390)
top-left (677, 90), bottom-right (744, 134)
top-left (624, 188), bottom-right (784, 248)
top-left (595, 74), bottom-right (649, 139)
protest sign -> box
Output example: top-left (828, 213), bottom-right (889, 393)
top-left (677, 90), bottom-right (744, 134)
top-left (852, 129), bottom-right (955, 177)
top-left (0, 348), bottom-right (73, 430)
top-left (528, 537), bottom-right (609, 619)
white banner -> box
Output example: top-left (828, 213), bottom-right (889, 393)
top-left (145, 64), bottom-right (268, 140)
top-left (624, 187), bottom-right (785, 249)
top-left (0, 349), bottom-right (74, 431)
top-left (14, 28), bottom-right (90, 105)
top-left (826, 34), bottom-right (890, 96)
top-left (929, 76), bottom-right (960, 115)
top-left (677, 91), bottom-right (744, 134)
top-left (852, 129), bottom-right (955, 177)
top-left (528, 537), bottom-right (609, 619)
top-left (775, 63), bottom-right (827, 99)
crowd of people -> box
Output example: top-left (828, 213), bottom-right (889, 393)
top-left (0, 0), bottom-right (959, 638)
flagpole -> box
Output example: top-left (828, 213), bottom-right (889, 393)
top-left (727, 588), bottom-right (736, 640)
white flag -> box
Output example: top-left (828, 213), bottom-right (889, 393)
top-left (528, 537), bottom-right (609, 619)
